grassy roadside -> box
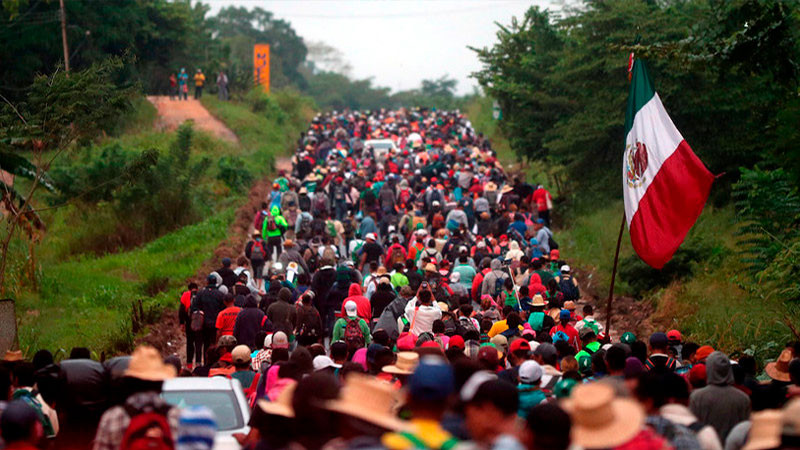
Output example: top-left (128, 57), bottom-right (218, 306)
top-left (461, 94), bottom-right (796, 362)
top-left (13, 90), bottom-right (315, 357)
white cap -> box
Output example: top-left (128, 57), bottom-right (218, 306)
top-left (366, 233), bottom-right (377, 241)
top-left (313, 355), bottom-right (341, 371)
top-left (449, 272), bottom-right (461, 283)
top-left (560, 265), bottom-right (571, 273)
top-left (460, 371), bottom-right (497, 402)
top-left (263, 334), bottom-right (272, 349)
top-left (519, 360), bottom-right (543, 384)
top-left (344, 300), bottom-right (358, 317)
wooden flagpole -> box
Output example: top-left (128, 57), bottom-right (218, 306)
top-left (605, 213), bottom-right (626, 337)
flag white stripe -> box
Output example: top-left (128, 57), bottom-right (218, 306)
top-left (623, 93), bottom-right (685, 226)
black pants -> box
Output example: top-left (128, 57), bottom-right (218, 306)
top-left (194, 86), bottom-right (203, 99)
top-left (185, 326), bottom-right (195, 365)
top-left (266, 235), bottom-right (282, 261)
top-left (194, 326), bottom-right (215, 365)
top-left (539, 209), bottom-right (550, 227)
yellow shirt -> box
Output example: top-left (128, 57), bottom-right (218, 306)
top-left (382, 419), bottom-right (456, 450)
top-left (194, 73), bottom-right (205, 86)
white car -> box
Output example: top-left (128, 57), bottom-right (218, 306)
top-left (364, 138), bottom-right (397, 162)
top-left (162, 377), bottom-right (250, 450)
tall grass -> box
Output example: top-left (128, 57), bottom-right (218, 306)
top-left (17, 208), bottom-right (234, 356)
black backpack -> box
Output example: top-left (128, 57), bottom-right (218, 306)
top-left (545, 228), bottom-right (559, 250)
top-left (558, 275), bottom-right (579, 301)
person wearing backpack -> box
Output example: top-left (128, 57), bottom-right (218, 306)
top-left (262, 205), bottom-right (288, 262)
top-left (245, 232), bottom-right (267, 291)
top-left (11, 362), bottom-right (58, 438)
top-left (533, 219), bottom-right (557, 255)
top-left (190, 275), bottom-right (225, 367)
top-left (480, 259), bottom-right (508, 298)
top-left (93, 346), bottom-right (179, 450)
top-left (332, 300), bottom-right (371, 352)
top-left (575, 304), bottom-right (604, 335)
top-left (555, 265), bottom-right (580, 302)
top-left (294, 291), bottom-right (322, 346)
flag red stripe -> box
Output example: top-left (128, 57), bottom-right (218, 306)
top-left (629, 140), bottom-right (714, 269)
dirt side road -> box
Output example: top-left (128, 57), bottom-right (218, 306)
top-left (147, 95), bottom-right (239, 144)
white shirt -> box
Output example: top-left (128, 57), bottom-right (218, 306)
top-left (403, 298), bottom-right (442, 336)
top-left (660, 403), bottom-right (723, 450)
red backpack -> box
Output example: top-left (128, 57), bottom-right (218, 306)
top-left (344, 318), bottom-right (365, 351)
top-left (121, 412), bottom-right (174, 450)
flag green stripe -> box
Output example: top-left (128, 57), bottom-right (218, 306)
top-left (624, 59), bottom-right (656, 135)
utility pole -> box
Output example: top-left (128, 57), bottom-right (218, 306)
top-left (59, 0), bottom-right (70, 74)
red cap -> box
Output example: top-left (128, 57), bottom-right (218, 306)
top-left (509, 339), bottom-right (531, 354)
top-left (667, 329), bottom-right (682, 341)
top-left (335, 177), bottom-right (344, 183)
top-left (695, 345), bottom-right (714, 361)
top-left (689, 364), bottom-right (707, 385)
top-left (448, 335), bottom-right (465, 350)
top-left (421, 341), bottom-right (441, 349)
top-left (219, 352), bottom-right (232, 363)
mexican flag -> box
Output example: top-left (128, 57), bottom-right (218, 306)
top-left (623, 60), bottom-right (714, 269)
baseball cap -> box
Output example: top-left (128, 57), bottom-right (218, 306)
top-left (519, 360), bottom-right (543, 384)
top-left (620, 331), bottom-right (636, 345)
top-left (344, 300), bottom-right (358, 317)
top-left (0, 400), bottom-right (39, 442)
top-left (490, 335), bottom-right (508, 355)
top-left (649, 332), bottom-right (669, 348)
top-left (313, 355), bottom-right (341, 371)
top-left (534, 343), bottom-right (557, 361)
top-left (217, 335), bottom-right (237, 348)
top-left (579, 327), bottom-right (596, 340)
top-left (460, 371), bottom-right (497, 402)
top-left (578, 355), bottom-right (592, 374)
top-left (409, 357), bottom-right (454, 402)
top-left (231, 345), bottom-right (251, 364)
top-left (272, 331), bottom-right (289, 349)
top-left (509, 338), bottom-right (531, 355)
top-left (536, 218), bottom-right (545, 224)
top-left (695, 345), bottom-right (714, 361)
top-left (667, 329), bottom-right (682, 342)
top-left (560, 265), bottom-right (571, 273)
top-left (366, 233), bottom-right (377, 241)
top-left (559, 309), bottom-right (571, 321)
top-left (448, 335), bottom-right (465, 350)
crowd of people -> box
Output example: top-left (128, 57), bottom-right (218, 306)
top-left (2, 108), bottom-right (800, 449)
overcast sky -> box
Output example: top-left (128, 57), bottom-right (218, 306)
top-left (204, 0), bottom-right (559, 95)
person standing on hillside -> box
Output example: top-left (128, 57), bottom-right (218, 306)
top-left (194, 68), bottom-right (206, 99)
top-left (168, 72), bottom-right (177, 100)
top-left (217, 70), bottom-right (229, 101)
top-left (178, 68), bottom-right (189, 100)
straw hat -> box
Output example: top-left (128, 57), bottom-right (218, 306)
top-left (123, 346), bottom-right (177, 381)
top-left (325, 374), bottom-right (409, 431)
top-left (484, 182), bottom-right (498, 192)
top-left (562, 382), bottom-right (644, 449)
top-left (501, 184), bottom-right (513, 194)
top-left (3, 350), bottom-right (23, 362)
top-left (765, 349), bottom-right (793, 382)
top-left (531, 294), bottom-right (546, 307)
top-left (382, 352), bottom-right (420, 375)
top-left (743, 410), bottom-right (783, 450)
top-left (257, 382), bottom-right (297, 418)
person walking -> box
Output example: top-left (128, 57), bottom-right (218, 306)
top-left (217, 70), bottom-right (229, 101)
top-left (190, 275), bottom-right (225, 366)
top-left (178, 68), bottom-right (189, 100)
top-left (194, 68), bottom-right (206, 99)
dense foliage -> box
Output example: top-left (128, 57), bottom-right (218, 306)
top-left (472, 0), bottom-right (800, 199)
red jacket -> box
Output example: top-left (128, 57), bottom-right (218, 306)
top-left (472, 268), bottom-right (491, 301)
top-left (550, 323), bottom-right (580, 351)
top-left (385, 243), bottom-right (407, 267)
top-left (341, 283), bottom-right (371, 321)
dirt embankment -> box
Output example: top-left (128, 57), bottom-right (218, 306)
top-left (137, 96), bottom-right (291, 359)
top-left (147, 96), bottom-right (239, 144)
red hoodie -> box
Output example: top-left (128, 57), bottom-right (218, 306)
top-left (341, 283), bottom-right (371, 321)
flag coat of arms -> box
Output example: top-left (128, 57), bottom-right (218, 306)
top-left (623, 60), bottom-right (714, 269)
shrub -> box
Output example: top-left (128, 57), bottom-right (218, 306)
top-left (217, 156), bottom-right (254, 190)
top-left (244, 88), bottom-right (287, 124)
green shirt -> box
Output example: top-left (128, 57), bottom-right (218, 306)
top-left (331, 317), bottom-right (371, 346)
